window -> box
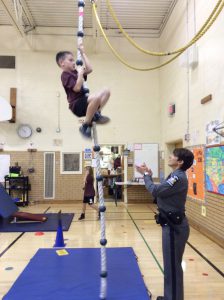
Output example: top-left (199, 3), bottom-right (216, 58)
top-left (0, 56), bottom-right (16, 69)
top-left (60, 152), bottom-right (82, 174)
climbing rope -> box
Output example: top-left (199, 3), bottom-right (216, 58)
top-left (77, 2), bottom-right (107, 299)
top-left (77, 0), bottom-right (89, 97)
top-left (105, 0), bottom-right (224, 56)
top-left (92, 123), bottom-right (108, 300)
top-left (91, 0), bottom-right (224, 71)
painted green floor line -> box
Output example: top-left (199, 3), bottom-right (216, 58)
top-left (125, 207), bottom-right (164, 274)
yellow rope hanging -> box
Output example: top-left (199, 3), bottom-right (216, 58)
top-left (106, 0), bottom-right (224, 56)
top-left (92, 2), bottom-right (224, 71)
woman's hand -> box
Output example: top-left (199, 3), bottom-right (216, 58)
top-left (135, 163), bottom-right (153, 176)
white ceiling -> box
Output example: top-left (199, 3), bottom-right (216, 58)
top-left (0, 0), bottom-right (178, 37)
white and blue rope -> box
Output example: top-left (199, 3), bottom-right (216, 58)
top-left (92, 123), bottom-right (107, 300)
top-left (77, 2), bottom-right (107, 298)
top-left (77, 0), bottom-right (89, 97)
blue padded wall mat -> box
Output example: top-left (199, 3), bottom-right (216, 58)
top-left (4, 247), bottom-right (150, 300)
top-left (0, 183), bottom-right (18, 218)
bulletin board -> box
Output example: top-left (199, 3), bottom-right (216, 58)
top-left (205, 145), bottom-right (224, 195)
top-left (187, 147), bottom-right (205, 201)
top-left (134, 143), bottom-right (159, 178)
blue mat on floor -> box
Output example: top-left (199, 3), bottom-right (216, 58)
top-left (0, 213), bottom-right (74, 232)
top-left (3, 247), bottom-right (150, 300)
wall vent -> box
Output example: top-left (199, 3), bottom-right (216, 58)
top-left (44, 152), bottom-right (55, 199)
top-left (0, 56), bottom-right (16, 69)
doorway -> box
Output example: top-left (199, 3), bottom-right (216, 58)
top-left (165, 140), bottom-right (183, 176)
top-left (98, 144), bottom-right (124, 202)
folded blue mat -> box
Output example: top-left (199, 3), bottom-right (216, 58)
top-left (0, 213), bottom-right (74, 232)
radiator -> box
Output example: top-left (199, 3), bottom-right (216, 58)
top-left (44, 152), bottom-right (55, 199)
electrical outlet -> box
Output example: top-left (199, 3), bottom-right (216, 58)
top-left (201, 205), bottom-right (206, 217)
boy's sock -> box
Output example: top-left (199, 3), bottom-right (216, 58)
top-left (82, 123), bottom-right (88, 130)
top-left (85, 125), bottom-right (92, 136)
top-left (92, 111), bottom-right (110, 124)
top-left (78, 213), bottom-right (85, 220)
top-left (79, 123), bottom-right (92, 139)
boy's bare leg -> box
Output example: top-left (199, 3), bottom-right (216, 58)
top-left (97, 88), bottom-right (110, 111)
top-left (80, 88), bottom-right (110, 138)
top-left (85, 96), bottom-right (101, 124)
top-left (86, 88), bottom-right (110, 124)
top-left (79, 95), bottom-right (100, 138)
top-left (87, 88), bottom-right (110, 114)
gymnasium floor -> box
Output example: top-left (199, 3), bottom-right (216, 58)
top-left (0, 202), bottom-right (224, 300)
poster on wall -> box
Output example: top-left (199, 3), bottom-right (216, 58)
top-left (187, 147), bottom-right (205, 201)
top-left (84, 148), bottom-right (92, 160)
top-left (84, 152), bottom-right (92, 160)
top-left (205, 145), bottom-right (224, 195)
top-left (206, 120), bottom-right (221, 145)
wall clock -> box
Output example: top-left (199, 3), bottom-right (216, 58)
top-left (17, 124), bottom-right (33, 139)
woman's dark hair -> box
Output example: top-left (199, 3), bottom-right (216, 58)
top-left (86, 166), bottom-right (94, 179)
top-left (173, 148), bottom-right (194, 171)
top-left (55, 51), bottom-right (73, 66)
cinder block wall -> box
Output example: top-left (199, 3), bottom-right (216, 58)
top-left (186, 193), bottom-right (224, 248)
top-left (3, 149), bottom-right (224, 247)
top-left (2, 151), bottom-right (84, 202)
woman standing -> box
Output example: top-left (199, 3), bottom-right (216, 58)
top-left (78, 166), bottom-right (99, 220)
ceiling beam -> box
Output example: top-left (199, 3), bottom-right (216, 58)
top-left (19, 0), bottom-right (36, 30)
top-left (0, 0), bottom-right (33, 49)
top-left (159, 0), bottom-right (178, 35)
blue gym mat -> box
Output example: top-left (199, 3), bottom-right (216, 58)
top-left (0, 213), bottom-right (74, 232)
top-left (0, 183), bottom-right (18, 218)
top-left (3, 247), bottom-right (150, 300)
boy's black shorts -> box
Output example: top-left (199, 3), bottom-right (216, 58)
top-left (83, 196), bottom-right (95, 205)
top-left (72, 96), bottom-right (88, 117)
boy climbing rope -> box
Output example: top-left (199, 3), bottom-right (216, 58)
top-left (56, 42), bottom-right (110, 139)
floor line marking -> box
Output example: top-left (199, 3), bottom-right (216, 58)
top-left (125, 207), bottom-right (164, 274)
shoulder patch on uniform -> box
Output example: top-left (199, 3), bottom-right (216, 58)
top-left (167, 175), bottom-right (179, 186)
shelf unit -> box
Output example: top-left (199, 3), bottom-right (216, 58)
top-left (4, 176), bottom-right (29, 206)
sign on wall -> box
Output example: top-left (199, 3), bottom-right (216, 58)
top-left (205, 145), bottom-right (224, 195)
top-left (84, 148), bottom-right (92, 160)
top-left (187, 147), bottom-right (205, 201)
top-left (206, 120), bottom-right (221, 145)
